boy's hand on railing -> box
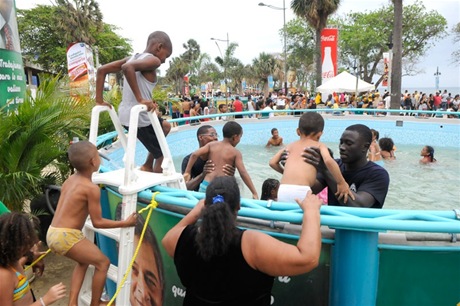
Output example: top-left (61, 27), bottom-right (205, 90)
top-left (96, 100), bottom-right (113, 109)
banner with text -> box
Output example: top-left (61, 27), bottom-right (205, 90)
top-left (67, 42), bottom-right (96, 98)
top-left (320, 28), bottom-right (338, 84)
top-left (382, 52), bottom-right (390, 87)
top-left (0, 0), bottom-right (26, 111)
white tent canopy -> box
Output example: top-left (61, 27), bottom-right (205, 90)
top-left (316, 71), bottom-right (375, 93)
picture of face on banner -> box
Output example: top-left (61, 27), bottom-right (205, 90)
top-left (0, 0), bottom-right (20, 52)
top-left (116, 204), bottom-right (165, 306)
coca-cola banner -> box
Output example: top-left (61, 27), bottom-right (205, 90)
top-left (321, 28), bottom-right (338, 84)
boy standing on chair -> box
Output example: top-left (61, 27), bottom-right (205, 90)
top-left (47, 141), bottom-right (137, 306)
top-left (95, 31), bottom-right (173, 173)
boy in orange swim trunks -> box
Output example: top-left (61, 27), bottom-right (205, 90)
top-left (47, 141), bottom-right (137, 306)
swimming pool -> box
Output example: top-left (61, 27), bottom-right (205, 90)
top-left (166, 115), bottom-right (460, 210)
top-left (94, 109), bottom-right (460, 306)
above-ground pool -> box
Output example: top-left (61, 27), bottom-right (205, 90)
top-left (161, 115), bottom-right (459, 210)
top-left (94, 110), bottom-right (460, 306)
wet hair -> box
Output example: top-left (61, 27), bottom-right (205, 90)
top-left (195, 176), bottom-right (240, 261)
top-left (271, 128), bottom-right (278, 135)
top-left (378, 137), bottom-right (395, 152)
top-left (370, 129), bottom-right (380, 141)
top-left (424, 145), bottom-right (436, 162)
top-left (68, 141), bottom-right (97, 171)
top-left (260, 178), bottom-right (280, 201)
top-left (196, 125), bottom-right (213, 139)
top-left (298, 112), bottom-right (324, 136)
top-left (345, 124), bottom-right (373, 146)
top-left (147, 31), bottom-right (172, 51)
top-left (0, 212), bottom-right (39, 267)
top-left (222, 121), bottom-right (242, 139)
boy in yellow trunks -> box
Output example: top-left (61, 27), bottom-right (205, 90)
top-left (47, 141), bottom-right (137, 306)
top-left (269, 112), bottom-right (355, 203)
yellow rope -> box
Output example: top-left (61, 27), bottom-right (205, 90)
top-left (107, 191), bottom-right (159, 306)
top-left (24, 249), bottom-right (51, 272)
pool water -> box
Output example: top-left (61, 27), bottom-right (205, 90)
top-left (169, 117), bottom-right (460, 210)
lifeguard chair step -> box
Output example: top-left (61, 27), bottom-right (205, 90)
top-left (92, 169), bottom-right (185, 194)
top-left (84, 218), bottom-right (121, 242)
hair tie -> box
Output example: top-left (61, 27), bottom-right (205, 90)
top-left (212, 195), bottom-right (224, 204)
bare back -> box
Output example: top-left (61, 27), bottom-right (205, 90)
top-left (204, 141), bottom-right (239, 182)
top-left (51, 174), bottom-right (99, 230)
top-left (282, 139), bottom-right (324, 186)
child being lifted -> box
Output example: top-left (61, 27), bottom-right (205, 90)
top-left (269, 112), bottom-right (355, 203)
top-left (183, 121), bottom-right (259, 199)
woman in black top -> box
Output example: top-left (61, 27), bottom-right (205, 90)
top-left (162, 176), bottom-right (322, 305)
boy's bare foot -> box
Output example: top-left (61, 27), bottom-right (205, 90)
top-left (99, 300), bottom-right (111, 306)
top-left (139, 165), bottom-right (153, 172)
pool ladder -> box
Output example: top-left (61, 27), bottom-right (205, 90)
top-left (78, 105), bottom-right (186, 306)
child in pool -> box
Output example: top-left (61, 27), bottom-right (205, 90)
top-left (269, 112), bottom-right (354, 203)
top-left (260, 178), bottom-right (280, 201)
top-left (0, 212), bottom-right (66, 306)
top-left (420, 145), bottom-right (436, 164)
top-left (183, 121), bottom-right (259, 199)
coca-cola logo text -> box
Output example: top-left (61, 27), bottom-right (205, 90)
top-left (322, 71), bottom-right (334, 78)
top-left (321, 35), bottom-right (336, 42)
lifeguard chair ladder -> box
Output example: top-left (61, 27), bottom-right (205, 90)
top-left (79, 105), bottom-right (186, 306)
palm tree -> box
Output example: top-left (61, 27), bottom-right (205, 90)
top-left (252, 53), bottom-right (277, 96)
top-left (0, 76), bottom-right (92, 211)
top-left (292, 0), bottom-right (341, 87)
top-left (53, 0), bottom-right (103, 45)
top-left (390, 0), bottom-right (403, 109)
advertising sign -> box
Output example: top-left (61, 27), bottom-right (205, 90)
top-left (66, 42), bottom-right (95, 98)
top-left (320, 28), bottom-right (338, 84)
top-left (382, 52), bottom-right (390, 87)
top-left (102, 190), bottom-right (331, 306)
top-left (0, 0), bottom-right (26, 111)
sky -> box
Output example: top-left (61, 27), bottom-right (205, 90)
top-left (15, 0), bottom-right (460, 90)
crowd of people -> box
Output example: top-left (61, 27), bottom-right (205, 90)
top-left (164, 87), bottom-right (460, 124)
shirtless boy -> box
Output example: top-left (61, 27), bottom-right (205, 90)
top-left (269, 112), bottom-right (354, 203)
top-left (266, 128), bottom-right (284, 147)
top-left (183, 121), bottom-right (259, 199)
top-left (47, 141), bottom-right (137, 306)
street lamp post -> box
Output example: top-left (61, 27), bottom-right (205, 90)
top-left (211, 33), bottom-right (229, 103)
top-left (434, 66), bottom-right (441, 92)
top-left (258, 1), bottom-right (287, 95)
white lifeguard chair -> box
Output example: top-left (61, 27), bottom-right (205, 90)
top-left (78, 105), bottom-right (186, 305)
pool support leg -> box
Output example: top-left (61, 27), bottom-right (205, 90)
top-left (330, 229), bottom-right (379, 306)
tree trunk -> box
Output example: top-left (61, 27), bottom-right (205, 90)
top-left (390, 0), bottom-right (403, 110)
top-left (315, 27), bottom-right (322, 89)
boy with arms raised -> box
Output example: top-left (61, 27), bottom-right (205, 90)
top-left (95, 31), bottom-right (173, 173)
top-left (47, 141), bottom-right (137, 306)
top-left (183, 121), bottom-right (259, 199)
top-left (269, 112), bottom-right (354, 203)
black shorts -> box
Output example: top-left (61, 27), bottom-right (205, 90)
top-left (124, 117), bottom-right (164, 159)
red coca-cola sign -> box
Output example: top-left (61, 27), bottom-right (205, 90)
top-left (321, 28), bottom-right (338, 83)
top-left (321, 35), bottom-right (336, 42)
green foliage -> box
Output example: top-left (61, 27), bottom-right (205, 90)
top-left (53, 0), bottom-right (103, 45)
top-left (0, 76), bottom-right (92, 211)
top-left (252, 53), bottom-right (277, 94)
top-left (17, 5), bottom-right (132, 75)
top-left (330, 0), bottom-right (447, 86)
